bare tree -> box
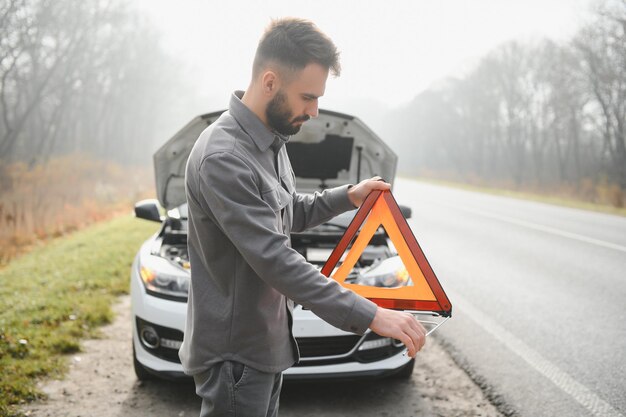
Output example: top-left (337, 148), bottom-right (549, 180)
top-left (0, 0), bottom-right (194, 168)
top-left (574, 0), bottom-right (626, 190)
top-left (385, 0), bottom-right (624, 206)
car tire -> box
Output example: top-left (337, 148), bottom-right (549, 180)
top-left (395, 358), bottom-right (415, 379)
top-left (133, 343), bottom-right (156, 381)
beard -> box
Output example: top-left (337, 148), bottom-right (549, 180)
top-left (266, 90), bottom-right (310, 136)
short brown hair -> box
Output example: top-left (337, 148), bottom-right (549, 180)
top-left (252, 18), bottom-right (341, 78)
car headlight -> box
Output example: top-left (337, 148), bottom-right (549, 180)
top-left (138, 255), bottom-right (190, 300)
top-left (354, 257), bottom-right (411, 288)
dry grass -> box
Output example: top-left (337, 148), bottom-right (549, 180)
top-left (410, 171), bottom-right (626, 217)
top-left (0, 154), bottom-right (154, 265)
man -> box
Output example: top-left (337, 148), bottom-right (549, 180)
top-left (180, 18), bottom-right (426, 417)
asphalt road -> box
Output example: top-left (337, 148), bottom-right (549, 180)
top-left (393, 178), bottom-right (626, 417)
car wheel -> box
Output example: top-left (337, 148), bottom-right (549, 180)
top-left (395, 358), bottom-right (415, 379)
top-left (133, 343), bottom-right (156, 381)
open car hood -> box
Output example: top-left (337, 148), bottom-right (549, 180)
top-left (154, 109), bottom-right (397, 210)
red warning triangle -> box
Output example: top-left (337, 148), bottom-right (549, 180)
top-left (321, 190), bottom-right (452, 316)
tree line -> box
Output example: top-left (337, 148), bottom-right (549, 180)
top-left (1, 0), bottom-right (624, 206)
top-left (0, 0), bottom-right (191, 167)
top-left (384, 1), bottom-right (625, 206)
top-left (0, 0), bottom-right (200, 259)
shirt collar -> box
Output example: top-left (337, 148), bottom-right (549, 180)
top-left (230, 90), bottom-right (289, 153)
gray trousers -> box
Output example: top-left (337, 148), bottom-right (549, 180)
top-left (193, 361), bottom-right (282, 417)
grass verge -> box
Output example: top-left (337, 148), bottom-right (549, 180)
top-left (0, 215), bottom-right (158, 416)
top-left (406, 176), bottom-right (626, 217)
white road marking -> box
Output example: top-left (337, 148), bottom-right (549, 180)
top-left (432, 201), bottom-right (626, 253)
top-left (452, 292), bottom-right (624, 417)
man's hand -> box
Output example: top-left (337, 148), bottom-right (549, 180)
top-left (347, 176), bottom-right (391, 208)
top-left (369, 307), bottom-right (426, 358)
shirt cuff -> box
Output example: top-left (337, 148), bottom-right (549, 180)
top-left (327, 184), bottom-right (357, 212)
top-left (342, 296), bottom-right (378, 335)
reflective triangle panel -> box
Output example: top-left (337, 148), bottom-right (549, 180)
top-left (321, 190), bottom-right (452, 316)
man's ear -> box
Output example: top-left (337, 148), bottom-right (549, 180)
top-left (261, 70), bottom-right (279, 96)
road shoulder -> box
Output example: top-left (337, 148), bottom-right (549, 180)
top-left (21, 296), bottom-right (502, 417)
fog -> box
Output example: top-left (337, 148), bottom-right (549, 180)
top-left (134, 0), bottom-right (626, 199)
top-left (1, 0), bottom-right (625, 249)
top-left (135, 0), bottom-right (594, 128)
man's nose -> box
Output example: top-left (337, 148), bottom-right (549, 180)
top-left (306, 101), bottom-right (319, 118)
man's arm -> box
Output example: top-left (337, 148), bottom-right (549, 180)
top-left (197, 151), bottom-right (376, 334)
top-left (290, 185), bottom-right (354, 233)
top-left (199, 156), bottom-right (426, 356)
top-left (290, 176), bottom-right (391, 233)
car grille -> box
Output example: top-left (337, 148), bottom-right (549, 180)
top-left (296, 335), bottom-right (362, 358)
top-left (294, 333), bottom-right (404, 367)
top-left (353, 343), bottom-right (404, 363)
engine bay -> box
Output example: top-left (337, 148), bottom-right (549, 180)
top-left (154, 215), bottom-right (394, 279)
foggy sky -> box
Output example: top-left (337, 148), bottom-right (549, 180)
top-left (135, 0), bottom-right (595, 121)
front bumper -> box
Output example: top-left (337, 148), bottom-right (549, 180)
top-left (131, 260), bottom-right (411, 381)
top-left (131, 255), bottom-right (187, 376)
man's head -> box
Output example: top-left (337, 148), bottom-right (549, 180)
top-left (244, 18), bottom-right (340, 136)
top-left (253, 18), bottom-right (341, 80)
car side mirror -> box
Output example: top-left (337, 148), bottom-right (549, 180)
top-left (398, 204), bottom-right (412, 219)
top-left (134, 199), bottom-right (163, 222)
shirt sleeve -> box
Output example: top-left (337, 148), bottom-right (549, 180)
top-left (197, 151), bottom-right (377, 334)
top-left (290, 185), bottom-right (356, 233)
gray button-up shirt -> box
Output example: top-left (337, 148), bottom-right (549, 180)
top-left (179, 91), bottom-right (378, 375)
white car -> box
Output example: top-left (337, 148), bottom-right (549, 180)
top-left (130, 109), bottom-right (416, 381)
